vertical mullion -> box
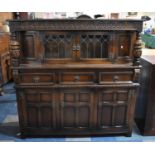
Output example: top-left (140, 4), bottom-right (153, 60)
top-left (111, 91), bottom-right (117, 126)
top-left (75, 91), bottom-right (79, 127)
top-left (93, 35), bottom-right (95, 58)
top-left (38, 93), bottom-right (41, 127)
top-left (52, 91), bottom-right (56, 129)
top-left (125, 89), bottom-right (131, 125)
top-left (89, 91), bottom-right (93, 128)
top-left (63, 35), bottom-right (67, 58)
top-left (86, 36), bottom-right (89, 58)
top-left (101, 43), bottom-right (103, 58)
top-left (57, 36), bottom-right (60, 58)
top-left (60, 92), bottom-right (64, 128)
top-left (102, 36), bottom-right (106, 58)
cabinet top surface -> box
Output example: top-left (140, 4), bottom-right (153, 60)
top-left (8, 19), bottom-right (145, 22)
top-left (141, 55), bottom-right (155, 65)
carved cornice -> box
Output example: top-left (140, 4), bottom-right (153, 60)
top-left (9, 19), bottom-right (143, 32)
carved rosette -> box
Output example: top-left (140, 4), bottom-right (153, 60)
top-left (133, 33), bottom-right (142, 65)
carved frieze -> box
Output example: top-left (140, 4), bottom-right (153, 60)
top-left (9, 19), bottom-right (143, 32)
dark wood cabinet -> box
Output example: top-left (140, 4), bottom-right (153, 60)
top-left (135, 55), bottom-right (155, 135)
top-left (8, 19), bottom-right (144, 137)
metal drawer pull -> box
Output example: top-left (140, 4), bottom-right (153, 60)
top-left (76, 44), bottom-right (80, 51)
top-left (113, 75), bottom-right (119, 82)
top-left (32, 76), bottom-right (40, 83)
top-left (72, 44), bottom-right (76, 51)
top-left (72, 44), bottom-right (81, 51)
top-left (74, 75), bottom-right (80, 82)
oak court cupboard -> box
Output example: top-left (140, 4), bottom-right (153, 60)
top-left (8, 18), bottom-right (145, 137)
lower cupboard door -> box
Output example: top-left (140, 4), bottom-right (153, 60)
top-left (97, 87), bottom-right (136, 129)
top-left (17, 89), bottom-right (56, 129)
top-left (59, 88), bottom-right (94, 129)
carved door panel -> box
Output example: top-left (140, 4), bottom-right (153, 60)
top-left (59, 88), bottom-right (94, 129)
top-left (39, 31), bottom-right (76, 59)
top-left (21, 31), bottom-right (77, 61)
top-left (116, 32), bottom-right (136, 58)
top-left (97, 87), bottom-right (135, 129)
top-left (77, 32), bottom-right (110, 59)
top-left (18, 89), bottom-right (56, 129)
top-left (20, 31), bottom-right (38, 60)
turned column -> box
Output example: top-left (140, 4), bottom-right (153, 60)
top-left (133, 32), bottom-right (142, 66)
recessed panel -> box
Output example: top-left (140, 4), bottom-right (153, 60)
top-left (79, 92), bottom-right (90, 102)
top-left (117, 91), bottom-right (129, 101)
top-left (27, 107), bottom-right (38, 127)
top-left (26, 93), bottom-right (40, 102)
top-left (23, 32), bottom-right (35, 58)
top-left (99, 106), bottom-right (112, 126)
top-left (78, 106), bottom-right (89, 127)
top-left (118, 35), bottom-right (130, 57)
top-left (40, 93), bottom-right (53, 103)
top-left (41, 107), bottom-right (53, 127)
top-left (63, 107), bottom-right (75, 127)
top-left (64, 93), bottom-right (76, 102)
top-left (114, 106), bottom-right (126, 126)
top-left (100, 91), bottom-right (114, 102)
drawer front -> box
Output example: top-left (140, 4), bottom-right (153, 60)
top-left (99, 71), bottom-right (133, 84)
top-left (20, 73), bottom-right (55, 84)
top-left (60, 72), bottom-right (95, 84)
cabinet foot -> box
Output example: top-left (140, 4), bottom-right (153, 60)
top-left (17, 132), bottom-right (26, 139)
top-left (125, 132), bottom-right (132, 137)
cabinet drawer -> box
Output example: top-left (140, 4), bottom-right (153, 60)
top-left (60, 72), bottom-right (95, 84)
top-left (20, 73), bottom-right (55, 84)
top-left (99, 71), bottom-right (133, 84)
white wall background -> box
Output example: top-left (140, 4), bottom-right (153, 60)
top-left (34, 12), bottom-right (155, 19)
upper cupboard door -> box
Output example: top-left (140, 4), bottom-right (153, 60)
top-left (21, 31), bottom-right (38, 60)
top-left (40, 31), bottom-right (76, 59)
top-left (116, 32), bottom-right (136, 58)
top-left (78, 32), bottom-right (110, 59)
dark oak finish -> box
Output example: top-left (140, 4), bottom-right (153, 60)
top-left (135, 55), bottom-right (155, 135)
top-left (8, 19), bottom-right (144, 137)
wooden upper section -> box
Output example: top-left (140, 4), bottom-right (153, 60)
top-left (8, 19), bottom-right (145, 67)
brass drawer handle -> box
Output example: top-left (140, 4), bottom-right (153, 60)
top-left (76, 44), bottom-right (80, 51)
top-left (74, 75), bottom-right (80, 82)
top-left (72, 44), bottom-right (81, 51)
top-left (113, 75), bottom-right (119, 82)
top-left (72, 44), bottom-right (76, 51)
top-left (32, 76), bottom-right (40, 83)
